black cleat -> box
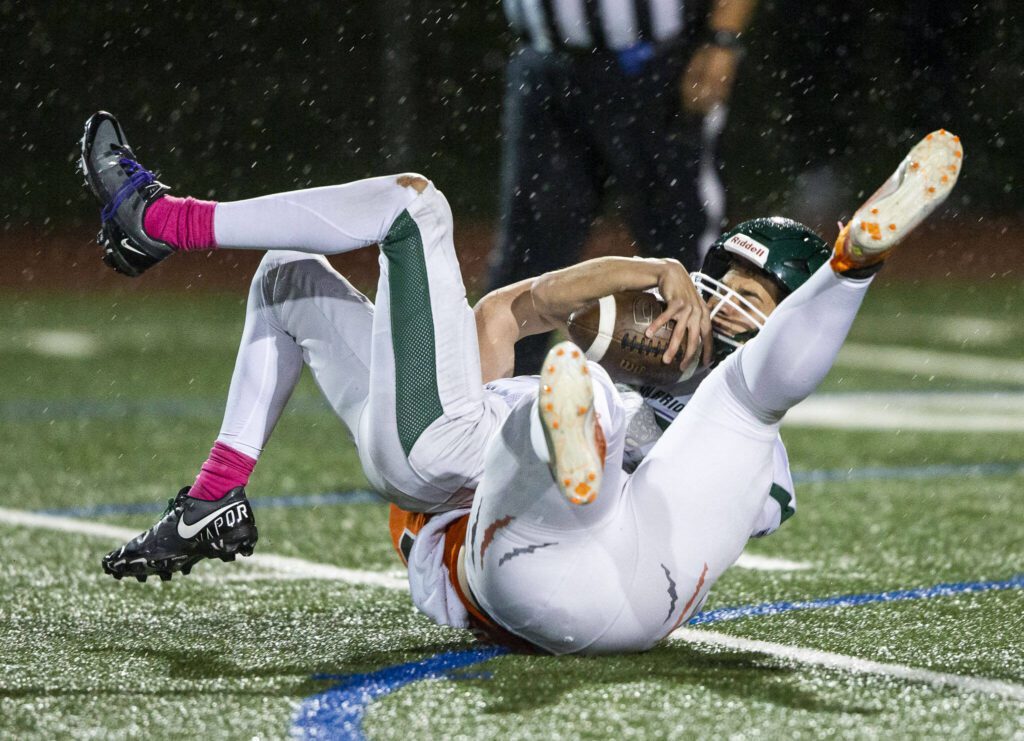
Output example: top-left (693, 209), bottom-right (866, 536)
top-left (79, 111), bottom-right (174, 277)
top-left (102, 486), bottom-right (258, 582)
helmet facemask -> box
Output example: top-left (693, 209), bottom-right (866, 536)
top-left (691, 271), bottom-right (769, 361)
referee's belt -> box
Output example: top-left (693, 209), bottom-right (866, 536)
top-left (528, 36), bottom-right (686, 76)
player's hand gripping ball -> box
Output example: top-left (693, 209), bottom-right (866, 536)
top-left (567, 290), bottom-right (701, 387)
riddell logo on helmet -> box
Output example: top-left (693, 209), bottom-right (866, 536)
top-left (723, 234), bottom-right (770, 268)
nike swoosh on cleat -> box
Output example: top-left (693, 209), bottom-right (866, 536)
top-left (176, 502), bottom-right (244, 540)
top-left (119, 238), bottom-right (147, 256)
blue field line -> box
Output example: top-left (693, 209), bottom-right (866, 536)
top-left (291, 647), bottom-right (508, 740)
top-left (290, 573), bottom-right (1024, 739)
top-left (35, 460), bottom-right (1024, 519)
top-left (689, 573), bottom-right (1024, 625)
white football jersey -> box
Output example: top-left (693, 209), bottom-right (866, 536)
top-left (632, 366), bottom-right (710, 428)
top-left (624, 370), bottom-right (796, 538)
top-left (484, 375), bottom-right (539, 409)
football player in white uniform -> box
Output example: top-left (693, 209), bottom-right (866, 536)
top-left (81, 111), bottom-right (714, 582)
top-left (81, 115), bottom-right (962, 655)
top-left (82, 112), bottom-right (796, 591)
top-left (461, 131), bottom-right (963, 653)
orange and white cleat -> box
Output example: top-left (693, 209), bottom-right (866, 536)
top-left (832, 129), bottom-right (964, 274)
top-left (538, 341), bottom-right (606, 505)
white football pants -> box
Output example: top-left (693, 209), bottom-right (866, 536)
top-left (211, 177), bottom-right (508, 513)
top-left (464, 266), bottom-right (873, 655)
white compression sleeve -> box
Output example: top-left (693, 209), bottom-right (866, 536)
top-left (213, 175), bottom-right (420, 254)
top-left (734, 266), bottom-right (873, 422)
top-left (215, 252), bottom-right (378, 460)
top-left (215, 262), bottom-right (305, 459)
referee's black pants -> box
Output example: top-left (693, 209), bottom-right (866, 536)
top-left (488, 43), bottom-right (723, 375)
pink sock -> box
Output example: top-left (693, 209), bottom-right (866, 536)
top-left (189, 441), bottom-right (257, 501)
top-left (143, 195), bottom-right (218, 251)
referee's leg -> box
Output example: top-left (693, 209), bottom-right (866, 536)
top-left (593, 51), bottom-right (721, 271)
top-left (488, 46), bottom-right (602, 376)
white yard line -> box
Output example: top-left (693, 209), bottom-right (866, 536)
top-left (0, 506), bottom-right (408, 590)
top-left (868, 315), bottom-right (1019, 348)
top-left (0, 507), bottom-right (139, 541)
top-left (245, 553), bottom-right (407, 589)
top-left (837, 343), bottom-right (1024, 385)
top-left (23, 330), bottom-right (99, 358)
top-left (0, 506), bottom-right (811, 575)
top-left (670, 628), bottom-right (1024, 702)
top-left (932, 316), bottom-right (1017, 346)
top-left (11, 506), bottom-right (1019, 701)
top-left (786, 391), bottom-right (1024, 432)
top-left (735, 554), bottom-right (810, 571)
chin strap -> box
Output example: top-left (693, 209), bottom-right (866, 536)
top-left (712, 328), bottom-right (759, 364)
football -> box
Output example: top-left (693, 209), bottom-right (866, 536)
top-left (566, 290), bottom-right (701, 387)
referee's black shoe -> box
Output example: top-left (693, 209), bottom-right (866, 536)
top-left (101, 487), bottom-right (258, 582)
top-left (79, 111), bottom-right (174, 277)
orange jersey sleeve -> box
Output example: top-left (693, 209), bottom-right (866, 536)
top-left (388, 504), bottom-right (431, 566)
top-left (387, 504), bottom-right (537, 651)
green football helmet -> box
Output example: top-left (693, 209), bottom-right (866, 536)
top-left (692, 217), bottom-right (832, 361)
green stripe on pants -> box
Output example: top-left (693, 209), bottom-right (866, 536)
top-left (769, 483), bottom-right (796, 524)
top-left (380, 210), bottom-right (445, 456)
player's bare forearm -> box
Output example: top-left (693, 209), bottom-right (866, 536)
top-left (533, 255), bottom-right (712, 368)
top-left (474, 279), bottom-right (547, 383)
top-left (530, 257), bottom-right (675, 324)
top-left (475, 258), bottom-right (669, 381)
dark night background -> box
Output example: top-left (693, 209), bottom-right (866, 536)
top-left (2, 0), bottom-right (1021, 242)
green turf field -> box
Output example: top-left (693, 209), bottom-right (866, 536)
top-left (1, 280), bottom-right (1022, 739)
